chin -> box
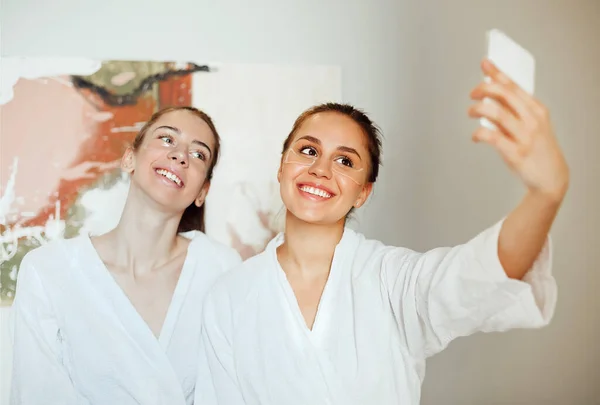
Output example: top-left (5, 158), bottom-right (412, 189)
top-left (281, 188), bottom-right (350, 227)
top-left (287, 205), bottom-right (346, 227)
top-left (134, 177), bottom-right (193, 213)
top-left (153, 193), bottom-right (192, 213)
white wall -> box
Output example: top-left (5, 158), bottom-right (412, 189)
top-left (2, 0), bottom-right (599, 403)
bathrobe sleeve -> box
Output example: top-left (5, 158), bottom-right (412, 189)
top-left (381, 219), bottom-right (557, 360)
top-left (10, 254), bottom-right (87, 405)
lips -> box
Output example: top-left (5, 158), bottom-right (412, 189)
top-left (155, 168), bottom-right (184, 187)
top-left (297, 183), bottom-right (335, 200)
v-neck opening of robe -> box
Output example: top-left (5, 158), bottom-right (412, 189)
top-left (268, 227), bottom-right (354, 341)
top-left (83, 234), bottom-right (197, 350)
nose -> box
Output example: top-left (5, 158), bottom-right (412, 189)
top-left (167, 149), bottom-right (188, 167)
top-left (308, 157), bottom-right (332, 179)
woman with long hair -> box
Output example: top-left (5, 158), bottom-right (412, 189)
top-left (11, 106), bottom-right (241, 404)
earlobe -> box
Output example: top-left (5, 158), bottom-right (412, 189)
top-left (194, 194), bottom-right (205, 207)
top-left (121, 148), bottom-right (135, 173)
top-left (195, 182), bottom-right (211, 207)
top-left (355, 183), bottom-right (373, 208)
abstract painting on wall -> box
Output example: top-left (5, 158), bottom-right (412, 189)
top-left (0, 57), bottom-right (342, 305)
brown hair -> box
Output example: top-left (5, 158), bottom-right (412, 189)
top-left (281, 102), bottom-right (383, 183)
top-left (132, 106), bottom-right (221, 233)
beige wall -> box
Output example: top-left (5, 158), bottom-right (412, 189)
top-left (2, 0), bottom-right (598, 403)
top-left (384, 3), bottom-right (600, 404)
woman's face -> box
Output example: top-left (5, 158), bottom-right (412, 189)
top-left (123, 110), bottom-right (216, 213)
top-left (278, 112), bottom-right (373, 226)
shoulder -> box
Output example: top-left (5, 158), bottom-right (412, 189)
top-left (212, 249), bottom-right (271, 294)
top-left (343, 227), bottom-right (410, 258)
top-left (185, 231), bottom-right (243, 269)
top-left (340, 227), bottom-right (418, 275)
top-left (15, 235), bottom-right (88, 297)
top-left (347, 228), bottom-right (388, 254)
top-left (20, 235), bottom-right (88, 270)
top-left (203, 247), bottom-right (272, 311)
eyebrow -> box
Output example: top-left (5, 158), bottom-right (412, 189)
top-left (297, 135), bottom-right (362, 160)
top-left (155, 125), bottom-right (212, 157)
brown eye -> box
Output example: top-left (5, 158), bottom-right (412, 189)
top-left (300, 146), bottom-right (317, 156)
top-left (336, 156), bottom-right (354, 168)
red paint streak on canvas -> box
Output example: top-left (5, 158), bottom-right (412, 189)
top-left (159, 63), bottom-right (193, 107)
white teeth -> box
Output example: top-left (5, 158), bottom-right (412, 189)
top-left (156, 169), bottom-right (182, 186)
top-left (300, 185), bottom-right (332, 198)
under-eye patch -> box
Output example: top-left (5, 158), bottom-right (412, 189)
top-left (283, 144), bottom-right (365, 185)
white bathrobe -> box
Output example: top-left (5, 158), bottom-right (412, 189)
top-left (10, 232), bottom-right (241, 405)
top-left (196, 220), bottom-right (556, 405)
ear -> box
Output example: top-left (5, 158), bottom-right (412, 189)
top-left (277, 163), bottom-right (282, 183)
top-left (194, 181), bottom-right (211, 207)
top-left (353, 182), bottom-right (373, 209)
top-left (121, 148), bottom-right (135, 173)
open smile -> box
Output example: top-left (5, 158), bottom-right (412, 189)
top-left (297, 183), bottom-right (335, 201)
top-left (155, 168), bottom-right (184, 188)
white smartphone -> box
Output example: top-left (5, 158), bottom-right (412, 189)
top-left (481, 29), bottom-right (536, 130)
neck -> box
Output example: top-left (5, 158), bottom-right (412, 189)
top-left (277, 210), bottom-right (345, 277)
top-left (104, 184), bottom-right (185, 271)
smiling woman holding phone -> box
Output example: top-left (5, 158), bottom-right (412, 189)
top-left (196, 59), bottom-right (568, 405)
